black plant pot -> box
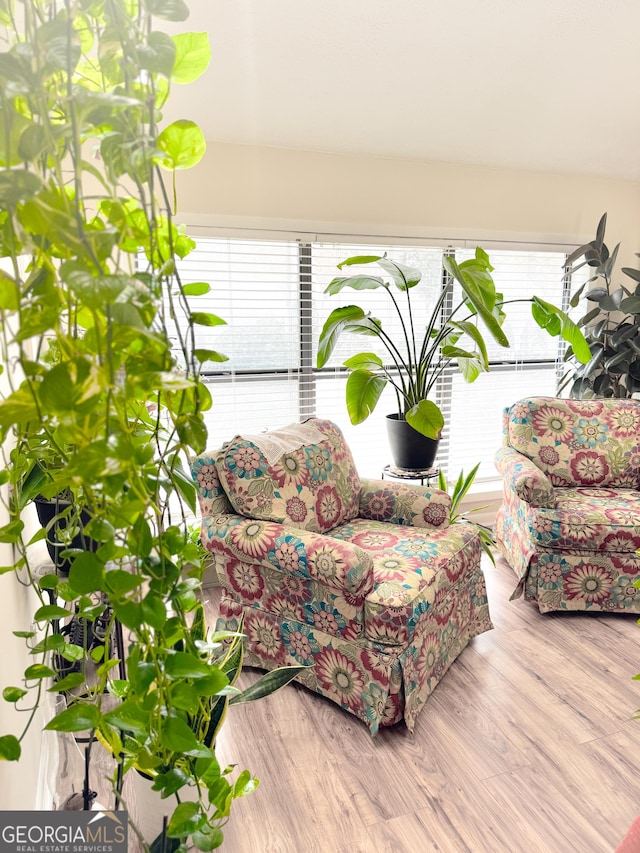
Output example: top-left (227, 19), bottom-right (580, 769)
top-left (34, 496), bottom-right (96, 576)
top-left (385, 413), bottom-right (440, 471)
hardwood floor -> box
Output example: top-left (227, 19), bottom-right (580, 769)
top-left (209, 556), bottom-right (640, 853)
top-left (62, 555), bottom-right (640, 851)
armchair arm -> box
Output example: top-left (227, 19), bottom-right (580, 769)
top-left (495, 446), bottom-right (555, 508)
top-left (201, 512), bottom-right (374, 598)
top-left (358, 477), bottom-right (451, 530)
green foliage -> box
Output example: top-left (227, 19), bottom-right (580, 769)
top-left (318, 252), bottom-right (589, 438)
top-left (561, 213), bottom-right (640, 398)
top-left (0, 2), bottom-right (302, 850)
top-left (437, 466), bottom-right (496, 564)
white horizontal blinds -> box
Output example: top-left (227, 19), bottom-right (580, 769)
top-left (311, 244), bottom-right (446, 477)
top-left (169, 233), bottom-right (573, 485)
top-left (172, 238), bottom-right (302, 449)
top-left (439, 248), bottom-right (569, 482)
top-left (445, 368), bottom-right (558, 483)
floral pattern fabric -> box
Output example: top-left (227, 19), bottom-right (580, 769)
top-left (358, 478), bottom-right (451, 529)
top-left (505, 397), bottom-right (640, 488)
top-left (214, 419), bottom-right (361, 533)
top-left (495, 397), bottom-right (640, 614)
top-left (192, 420), bottom-right (493, 732)
top-left (495, 446), bottom-right (554, 507)
top-left (211, 520), bottom-right (491, 733)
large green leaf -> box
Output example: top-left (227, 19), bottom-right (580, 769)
top-left (317, 305), bottom-right (369, 367)
top-left (157, 120), bottom-right (206, 170)
top-left (0, 387), bottom-right (39, 430)
top-left (103, 701), bottom-right (150, 737)
top-left (531, 297), bottom-right (591, 363)
top-left (191, 312), bottom-right (226, 327)
top-left (166, 802), bottom-right (201, 839)
top-left (33, 604), bottom-right (70, 622)
top-left (448, 320), bottom-right (489, 370)
top-left (342, 352), bottom-right (383, 371)
top-left (336, 254), bottom-right (383, 268)
top-left (324, 274), bottom-right (385, 296)
top-left (0, 735), bottom-right (20, 761)
top-left (172, 32), bottom-right (211, 84)
top-left (161, 716), bottom-right (210, 756)
top-left (345, 369), bottom-right (387, 425)
top-left (165, 652), bottom-right (217, 680)
top-left (441, 347), bottom-right (484, 383)
top-left (68, 552), bottom-right (105, 595)
top-left (443, 254), bottom-right (509, 348)
top-left (405, 399), bottom-right (445, 440)
top-left (45, 704), bottom-right (100, 732)
top-left (377, 258), bottom-right (421, 290)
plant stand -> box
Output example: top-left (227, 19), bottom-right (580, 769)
top-left (381, 464), bottom-right (439, 486)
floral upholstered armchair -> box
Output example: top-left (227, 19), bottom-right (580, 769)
top-left (192, 418), bottom-right (492, 734)
top-left (495, 397), bottom-right (640, 614)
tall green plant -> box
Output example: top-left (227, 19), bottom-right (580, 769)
top-left (560, 213), bottom-right (640, 398)
top-left (317, 252), bottom-right (591, 439)
top-left (0, 2), bottom-right (303, 849)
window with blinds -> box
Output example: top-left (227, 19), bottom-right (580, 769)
top-left (175, 236), bottom-right (573, 485)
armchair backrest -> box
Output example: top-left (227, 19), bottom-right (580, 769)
top-left (504, 397), bottom-right (640, 488)
top-left (194, 419), bottom-right (362, 533)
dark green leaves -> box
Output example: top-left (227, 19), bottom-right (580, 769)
top-left (45, 704), bottom-right (100, 732)
top-left (2, 686), bottom-right (27, 703)
top-left (0, 735), bottom-right (21, 761)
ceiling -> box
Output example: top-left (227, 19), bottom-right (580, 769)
top-left (165, 0), bottom-right (640, 181)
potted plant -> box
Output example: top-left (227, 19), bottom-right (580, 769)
top-left (560, 212), bottom-right (640, 398)
top-left (317, 251), bottom-right (591, 469)
top-left (0, 2), bottom-right (303, 850)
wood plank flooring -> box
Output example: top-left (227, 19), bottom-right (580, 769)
top-left (58, 554), bottom-right (640, 852)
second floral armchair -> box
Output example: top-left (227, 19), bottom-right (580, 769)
top-left (192, 418), bottom-right (492, 734)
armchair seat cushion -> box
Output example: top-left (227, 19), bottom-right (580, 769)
top-left (329, 518), bottom-right (481, 645)
top-left (528, 488), bottom-right (640, 553)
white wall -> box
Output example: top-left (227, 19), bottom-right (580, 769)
top-left (177, 142), bottom-right (640, 265)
